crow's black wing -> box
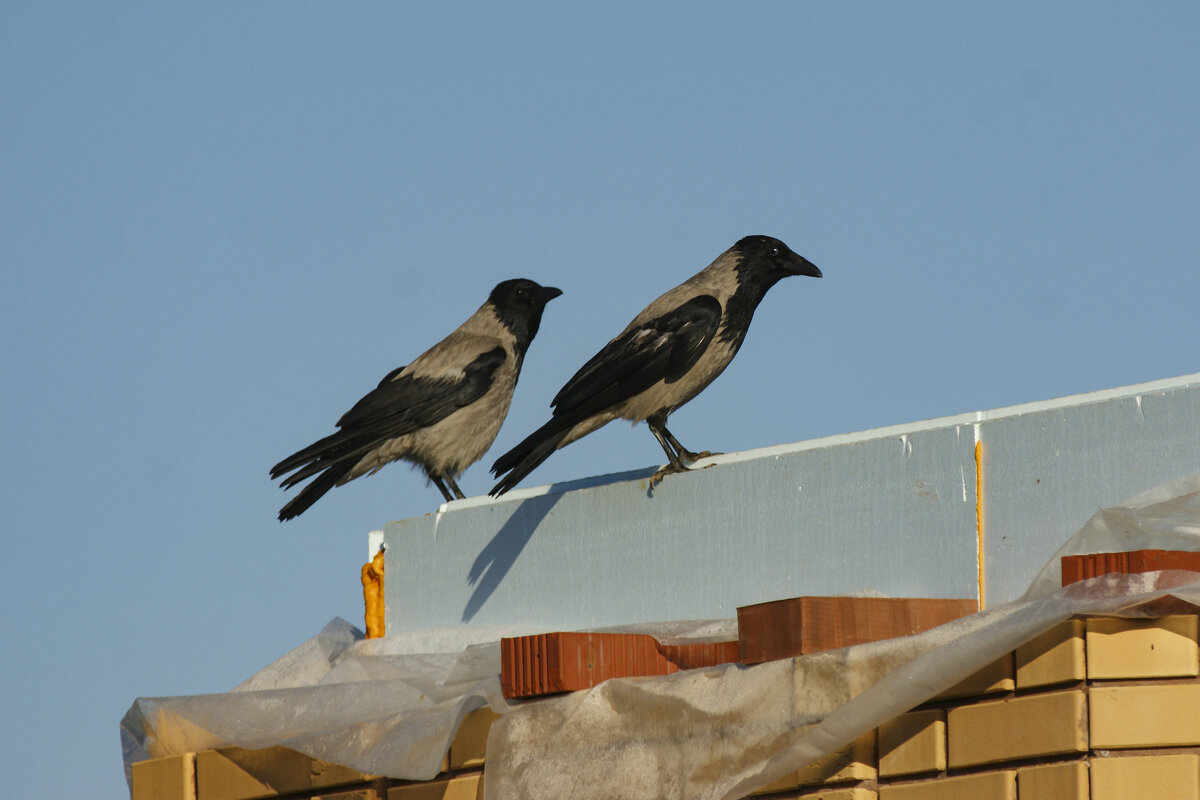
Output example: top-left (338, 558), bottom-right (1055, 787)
top-left (550, 295), bottom-right (721, 420)
top-left (337, 346), bottom-right (506, 434)
top-left (271, 346), bottom-right (507, 481)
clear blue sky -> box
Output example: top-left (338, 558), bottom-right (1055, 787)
top-left (3, 4), bottom-right (1198, 796)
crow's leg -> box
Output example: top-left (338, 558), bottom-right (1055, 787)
top-left (428, 471), bottom-right (456, 503)
top-left (659, 424), bottom-right (721, 462)
top-left (444, 475), bottom-right (467, 500)
top-left (648, 420), bottom-right (692, 488)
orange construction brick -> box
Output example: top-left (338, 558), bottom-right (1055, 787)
top-left (1062, 550), bottom-right (1200, 586)
top-left (499, 631), bottom-right (737, 698)
top-left (737, 596), bottom-right (977, 663)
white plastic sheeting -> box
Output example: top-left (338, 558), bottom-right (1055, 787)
top-left (122, 474), bottom-right (1200, 799)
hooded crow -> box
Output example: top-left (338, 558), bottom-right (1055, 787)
top-left (489, 236), bottom-right (820, 495)
top-left (272, 278), bottom-right (562, 520)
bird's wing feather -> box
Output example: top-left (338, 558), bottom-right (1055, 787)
top-left (375, 364), bottom-right (408, 387)
top-left (550, 294), bottom-right (721, 419)
top-left (337, 346), bottom-right (507, 434)
top-left (271, 346), bottom-right (508, 481)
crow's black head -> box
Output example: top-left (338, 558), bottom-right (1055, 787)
top-left (489, 278), bottom-right (563, 349)
top-left (733, 235), bottom-right (822, 279)
top-left (716, 236), bottom-right (822, 346)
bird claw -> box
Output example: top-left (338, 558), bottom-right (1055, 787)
top-left (679, 449), bottom-right (721, 462)
top-left (648, 462), bottom-right (690, 490)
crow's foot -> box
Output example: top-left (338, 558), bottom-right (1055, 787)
top-left (649, 462), bottom-right (690, 490)
top-left (678, 448), bottom-right (722, 462)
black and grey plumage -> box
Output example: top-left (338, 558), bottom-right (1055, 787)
top-left (272, 279), bottom-right (562, 520)
top-left (489, 235), bottom-right (820, 495)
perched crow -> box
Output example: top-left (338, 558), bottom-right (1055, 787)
top-left (272, 279), bottom-right (561, 520)
top-left (490, 236), bottom-right (820, 495)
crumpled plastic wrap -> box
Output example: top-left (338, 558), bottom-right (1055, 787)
top-left (122, 474), bottom-right (1200, 799)
top-left (119, 619), bottom-right (737, 787)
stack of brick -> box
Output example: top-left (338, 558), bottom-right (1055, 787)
top-left (130, 706), bottom-right (498, 800)
top-left (130, 613), bottom-right (1200, 799)
top-left (752, 614), bottom-right (1200, 799)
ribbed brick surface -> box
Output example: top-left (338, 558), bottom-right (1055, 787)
top-left (737, 596), bottom-right (978, 663)
top-left (657, 639), bottom-right (742, 670)
top-left (500, 632), bottom-right (738, 698)
top-left (1061, 549), bottom-right (1200, 585)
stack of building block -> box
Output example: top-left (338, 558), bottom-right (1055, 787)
top-left (133, 547), bottom-right (1200, 800)
top-left (132, 613), bottom-right (1200, 799)
top-left (751, 614), bottom-right (1200, 799)
top-left (130, 706), bottom-right (498, 800)
top-left (499, 596), bottom-right (978, 699)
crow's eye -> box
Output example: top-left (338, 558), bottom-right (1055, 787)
top-left (771, 247), bottom-right (780, 257)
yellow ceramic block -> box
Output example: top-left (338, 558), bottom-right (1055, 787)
top-left (194, 746), bottom-right (377, 800)
top-left (1086, 616), bottom-right (1199, 679)
top-left (131, 754), bottom-right (196, 800)
top-left (449, 707), bottom-right (499, 770)
top-left (1015, 619), bottom-right (1085, 688)
top-left (1016, 760), bottom-right (1088, 800)
top-left (753, 731), bottom-right (875, 793)
top-left (1090, 683), bottom-right (1200, 748)
top-left (935, 653), bottom-right (1014, 700)
top-left (794, 731), bottom-right (877, 786)
top-left (947, 689), bottom-right (1087, 768)
top-left (795, 788), bottom-right (877, 799)
top-left (387, 773), bottom-right (482, 800)
top-left (878, 709), bottom-right (946, 777)
top-left (879, 769), bottom-right (1014, 800)
top-left (1091, 755), bottom-right (1200, 800)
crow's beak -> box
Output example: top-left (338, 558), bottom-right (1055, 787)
top-left (541, 286), bottom-right (564, 302)
top-left (787, 253), bottom-right (822, 278)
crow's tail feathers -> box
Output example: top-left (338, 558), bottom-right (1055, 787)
top-left (276, 458), bottom-right (356, 521)
top-left (489, 418), bottom-right (572, 496)
top-left (272, 429), bottom-right (370, 521)
top-left (269, 427), bottom-right (349, 482)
